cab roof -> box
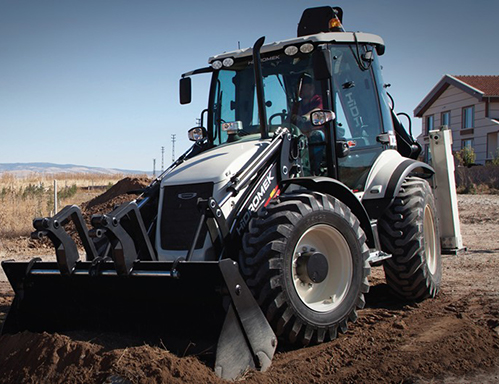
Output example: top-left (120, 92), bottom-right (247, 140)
top-left (209, 32), bottom-right (385, 64)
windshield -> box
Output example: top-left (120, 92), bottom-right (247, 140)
top-left (210, 52), bottom-right (320, 146)
top-left (206, 42), bottom-right (391, 185)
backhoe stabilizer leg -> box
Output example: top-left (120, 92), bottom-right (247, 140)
top-left (429, 126), bottom-right (466, 254)
top-left (215, 259), bottom-right (277, 380)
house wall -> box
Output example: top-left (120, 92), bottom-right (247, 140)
top-left (489, 102), bottom-right (499, 120)
top-left (417, 85), bottom-right (499, 163)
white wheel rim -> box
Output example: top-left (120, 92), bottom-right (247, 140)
top-left (292, 224), bottom-right (353, 313)
top-left (424, 204), bottom-right (438, 275)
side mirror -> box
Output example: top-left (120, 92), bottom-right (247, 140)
top-left (311, 110), bottom-right (335, 126)
top-left (376, 44), bottom-right (385, 56)
top-left (180, 77), bottom-right (192, 105)
top-left (188, 126), bottom-right (207, 142)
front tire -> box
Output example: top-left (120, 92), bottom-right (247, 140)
top-left (239, 192), bottom-right (370, 346)
top-left (378, 177), bottom-right (441, 300)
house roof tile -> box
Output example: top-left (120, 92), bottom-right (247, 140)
top-left (415, 74), bottom-right (499, 117)
top-left (453, 75), bottom-right (499, 97)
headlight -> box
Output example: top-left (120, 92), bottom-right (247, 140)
top-left (300, 43), bottom-right (314, 54)
top-left (222, 58), bottom-right (234, 67)
top-left (222, 121), bottom-right (243, 135)
top-left (211, 60), bottom-right (223, 70)
top-left (284, 45), bottom-right (299, 56)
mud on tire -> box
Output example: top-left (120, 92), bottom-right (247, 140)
top-left (378, 177), bottom-right (441, 300)
top-left (239, 191), bottom-right (370, 346)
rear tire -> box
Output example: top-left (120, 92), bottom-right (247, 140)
top-left (378, 177), bottom-right (441, 300)
top-left (239, 192), bottom-right (370, 346)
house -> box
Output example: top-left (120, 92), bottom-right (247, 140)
top-left (414, 75), bottom-right (499, 164)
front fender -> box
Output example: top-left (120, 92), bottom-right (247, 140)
top-left (280, 177), bottom-right (375, 248)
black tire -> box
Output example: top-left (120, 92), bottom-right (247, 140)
top-left (378, 177), bottom-right (441, 300)
top-left (239, 191), bottom-right (370, 346)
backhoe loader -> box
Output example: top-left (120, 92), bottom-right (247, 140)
top-left (1, 6), bottom-right (463, 380)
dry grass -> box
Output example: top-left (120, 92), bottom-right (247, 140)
top-left (0, 172), bottom-right (131, 190)
top-left (0, 173), bottom-right (142, 238)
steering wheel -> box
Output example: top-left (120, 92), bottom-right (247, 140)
top-left (269, 111), bottom-right (289, 126)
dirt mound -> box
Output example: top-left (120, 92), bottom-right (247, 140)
top-left (0, 283), bottom-right (497, 383)
top-left (19, 177), bottom-right (151, 252)
top-left (0, 331), bottom-right (221, 384)
top-left (84, 177), bottom-right (150, 212)
top-left (247, 290), bottom-right (499, 384)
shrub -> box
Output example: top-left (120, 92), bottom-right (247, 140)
top-left (455, 147), bottom-right (476, 167)
top-left (58, 184), bottom-right (78, 200)
top-left (455, 165), bottom-right (499, 194)
top-left (488, 149), bottom-right (499, 166)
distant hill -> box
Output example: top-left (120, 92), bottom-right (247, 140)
top-left (0, 163), bottom-right (149, 177)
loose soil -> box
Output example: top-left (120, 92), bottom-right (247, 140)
top-left (0, 190), bottom-right (498, 383)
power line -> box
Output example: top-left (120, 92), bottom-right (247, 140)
top-left (171, 134), bottom-right (176, 162)
top-left (161, 146), bottom-right (165, 172)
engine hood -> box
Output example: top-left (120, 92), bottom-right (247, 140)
top-left (161, 140), bottom-right (270, 187)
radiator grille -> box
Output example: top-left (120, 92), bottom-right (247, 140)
top-left (160, 182), bottom-right (214, 251)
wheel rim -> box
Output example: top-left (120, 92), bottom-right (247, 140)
top-left (423, 204), bottom-right (438, 275)
top-left (292, 224), bottom-right (353, 313)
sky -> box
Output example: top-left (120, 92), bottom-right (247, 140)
top-left (1, 0), bottom-right (498, 172)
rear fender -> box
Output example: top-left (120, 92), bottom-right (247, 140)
top-left (280, 177), bottom-right (375, 248)
top-left (362, 149), bottom-right (434, 218)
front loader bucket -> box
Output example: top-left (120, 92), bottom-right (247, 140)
top-left (1, 258), bottom-right (277, 380)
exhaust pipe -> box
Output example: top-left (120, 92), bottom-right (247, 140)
top-left (252, 36), bottom-right (268, 139)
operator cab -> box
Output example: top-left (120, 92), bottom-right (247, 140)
top-left (181, 6), bottom-right (400, 193)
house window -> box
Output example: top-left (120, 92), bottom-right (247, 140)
top-left (441, 111), bottom-right (450, 127)
top-left (462, 106), bottom-right (474, 129)
top-left (424, 144), bottom-right (431, 164)
top-left (425, 115), bottom-right (434, 135)
top-left (462, 139), bottom-right (474, 149)
top-left (487, 132), bottom-right (498, 159)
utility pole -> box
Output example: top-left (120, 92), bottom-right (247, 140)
top-left (171, 134), bottom-right (176, 162)
top-left (153, 158), bottom-right (156, 177)
top-left (161, 146), bottom-right (165, 172)
top-left (53, 180), bottom-right (58, 215)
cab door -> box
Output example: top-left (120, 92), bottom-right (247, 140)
top-left (330, 45), bottom-right (386, 191)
